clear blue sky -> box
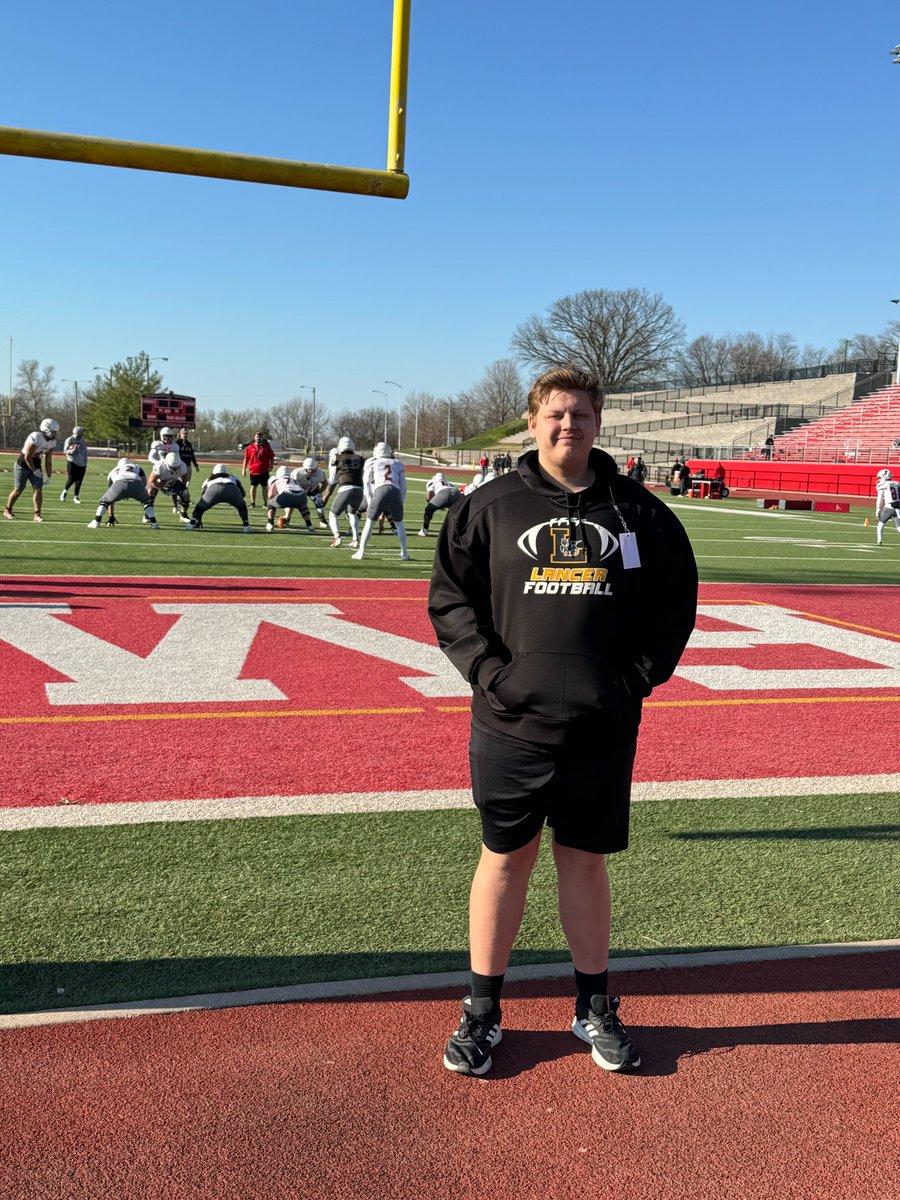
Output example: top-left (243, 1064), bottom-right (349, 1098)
top-left (2, 0), bottom-right (898, 416)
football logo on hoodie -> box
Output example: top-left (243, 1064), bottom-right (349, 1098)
top-left (517, 518), bottom-right (619, 565)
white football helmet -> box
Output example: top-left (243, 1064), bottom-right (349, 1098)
top-left (470, 473), bottom-right (483, 488)
top-left (337, 436), bottom-right (354, 453)
top-left (160, 427), bottom-right (176, 439)
top-left (374, 442), bottom-right (392, 459)
top-left (40, 418), bottom-right (60, 438)
top-left (276, 465), bottom-right (291, 478)
top-left (117, 457), bottom-right (133, 469)
top-left (303, 457), bottom-right (316, 472)
top-left (72, 425), bottom-right (84, 437)
top-left (164, 451), bottom-right (182, 470)
top-left (211, 463), bottom-right (230, 477)
top-left (877, 468), bottom-right (892, 483)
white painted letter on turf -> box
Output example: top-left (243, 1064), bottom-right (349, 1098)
top-left (679, 605), bottom-right (900, 690)
top-left (0, 603), bottom-right (469, 706)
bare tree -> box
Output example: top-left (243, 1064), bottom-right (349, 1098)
top-left (841, 322), bottom-right (900, 362)
top-left (512, 288), bottom-right (685, 389)
top-left (470, 359), bottom-right (525, 428)
top-left (328, 406), bottom-right (391, 452)
top-left (15, 360), bottom-right (56, 428)
top-left (676, 334), bottom-right (733, 385)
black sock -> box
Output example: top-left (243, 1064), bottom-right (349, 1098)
top-left (574, 968), bottom-right (609, 1008)
top-left (470, 971), bottom-right (504, 1012)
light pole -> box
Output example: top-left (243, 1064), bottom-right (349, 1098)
top-left (446, 399), bottom-right (452, 445)
top-left (61, 378), bottom-right (91, 424)
top-left (385, 380), bottom-right (402, 451)
top-left (143, 355), bottom-right (169, 388)
top-left (301, 384), bottom-right (317, 452)
top-left (372, 390), bottom-right (389, 440)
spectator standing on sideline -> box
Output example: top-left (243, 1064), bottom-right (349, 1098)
top-left (4, 419), bottom-right (59, 522)
top-left (428, 365), bottom-right (697, 1078)
top-left (627, 455), bottom-right (647, 484)
top-left (60, 425), bottom-right (88, 504)
top-left (176, 430), bottom-right (200, 482)
top-left (242, 431), bottom-right (276, 508)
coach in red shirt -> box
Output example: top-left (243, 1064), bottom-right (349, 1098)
top-left (242, 432), bottom-right (276, 508)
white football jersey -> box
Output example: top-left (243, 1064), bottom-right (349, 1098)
top-left (291, 466), bottom-right (326, 494)
top-left (107, 463), bottom-right (143, 484)
top-left (153, 458), bottom-right (187, 487)
top-left (363, 455), bottom-right (406, 503)
top-left (426, 473), bottom-right (449, 500)
top-left (271, 476), bottom-right (305, 499)
top-left (23, 431), bottom-right (56, 458)
top-left (148, 438), bottom-right (176, 464)
top-left (201, 474), bottom-right (237, 494)
top-left (876, 478), bottom-right (900, 510)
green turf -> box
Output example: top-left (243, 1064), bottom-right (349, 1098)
top-left (0, 453), bottom-right (890, 583)
top-left (2, 456), bottom-right (897, 1013)
top-left (1, 793), bottom-right (896, 1014)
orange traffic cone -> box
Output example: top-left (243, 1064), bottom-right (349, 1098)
top-left (864, 518), bottom-right (869, 527)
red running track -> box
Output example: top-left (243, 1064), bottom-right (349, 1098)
top-left (3, 951), bottom-right (897, 1199)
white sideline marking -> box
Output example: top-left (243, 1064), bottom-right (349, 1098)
top-left (3, 774), bottom-right (899, 831)
top-left (3, 940), bottom-right (898, 1030)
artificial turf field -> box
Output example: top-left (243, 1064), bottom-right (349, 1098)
top-left (1, 457), bottom-right (898, 1015)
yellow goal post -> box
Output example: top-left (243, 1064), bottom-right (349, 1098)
top-left (0, 0), bottom-right (410, 199)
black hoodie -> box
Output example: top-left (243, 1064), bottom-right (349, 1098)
top-left (428, 448), bottom-right (698, 746)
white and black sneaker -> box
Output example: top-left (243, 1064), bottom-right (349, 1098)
top-left (572, 994), bottom-right (640, 1072)
top-left (443, 998), bottom-right (502, 1076)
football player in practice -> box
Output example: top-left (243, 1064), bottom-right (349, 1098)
top-left (324, 436), bottom-right (365, 548)
top-left (88, 458), bottom-right (159, 529)
top-left (875, 468), bottom-right (900, 545)
top-left (292, 457), bottom-right (330, 528)
top-left (147, 451), bottom-right (191, 522)
top-left (4, 418), bottom-right (59, 522)
top-left (352, 442), bottom-right (409, 562)
top-left (266, 465), bottom-right (315, 533)
top-left (148, 427), bottom-right (178, 466)
top-left (419, 471), bottom-right (463, 536)
top-left (60, 425), bottom-right (89, 504)
top-left (184, 464), bottom-right (252, 532)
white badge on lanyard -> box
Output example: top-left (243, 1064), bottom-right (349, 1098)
top-left (620, 531), bottom-right (641, 569)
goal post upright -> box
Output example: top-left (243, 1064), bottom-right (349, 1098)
top-left (0, 0), bottom-right (412, 199)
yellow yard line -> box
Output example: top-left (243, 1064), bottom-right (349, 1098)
top-left (0, 706), bottom-right (424, 727)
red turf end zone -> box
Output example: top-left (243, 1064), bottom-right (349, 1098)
top-left (0, 577), bottom-right (898, 808)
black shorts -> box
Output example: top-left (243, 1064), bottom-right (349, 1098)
top-left (468, 723), bottom-right (637, 855)
top-left (249, 472), bottom-right (270, 487)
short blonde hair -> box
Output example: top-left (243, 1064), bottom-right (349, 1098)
top-left (527, 366), bottom-right (604, 421)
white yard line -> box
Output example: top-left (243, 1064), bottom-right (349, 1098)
top-left (3, 774), bottom-right (899, 831)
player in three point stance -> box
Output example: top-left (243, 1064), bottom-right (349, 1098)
top-left (324, 436), bottom-right (365, 548)
top-left (352, 442), bottom-right (409, 562)
top-left (265, 466), bottom-right (315, 533)
top-left (184, 464), bottom-right (253, 532)
top-left (147, 451), bottom-right (191, 522)
top-left (293, 457), bottom-right (330, 528)
top-left (88, 458), bottom-right (159, 529)
top-left (418, 471), bottom-right (462, 536)
top-left (875, 468), bottom-right (900, 545)
top-left (4, 418), bottom-right (59, 522)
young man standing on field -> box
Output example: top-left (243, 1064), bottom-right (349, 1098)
top-left (428, 366), bottom-right (698, 1076)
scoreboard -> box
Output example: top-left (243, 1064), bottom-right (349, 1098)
top-left (140, 392), bottom-right (197, 428)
